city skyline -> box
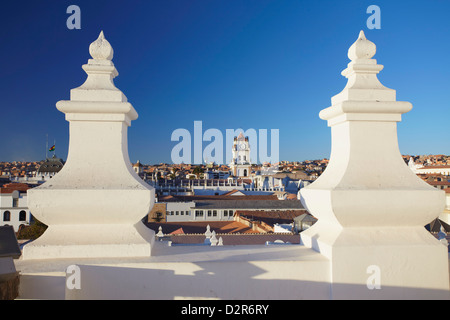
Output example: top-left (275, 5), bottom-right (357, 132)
top-left (1, 0), bottom-right (449, 163)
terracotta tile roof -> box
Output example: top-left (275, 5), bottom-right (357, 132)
top-left (221, 189), bottom-right (243, 196)
top-left (146, 221), bottom-right (256, 235)
top-left (427, 180), bottom-right (450, 186)
top-left (170, 227), bottom-right (185, 235)
top-left (0, 183), bottom-right (31, 194)
top-left (286, 193), bottom-right (298, 200)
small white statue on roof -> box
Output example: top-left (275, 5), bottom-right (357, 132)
top-left (210, 231), bottom-right (218, 246)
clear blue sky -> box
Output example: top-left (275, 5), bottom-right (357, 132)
top-left (0, 0), bottom-right (449, 164)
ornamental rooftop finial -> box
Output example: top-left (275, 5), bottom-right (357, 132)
top-left (70, 30), bottom-right (122, 101)
top-left (89, 30), bottom-right (114, 61)
top-left (300, 30), bottom-right (449, 299)
top-left (329, 30), bottom-right (396, 107)
top-left (347, 30), bottom-right (376, 61)
top-left (24, 30), bottom-right (154, 260)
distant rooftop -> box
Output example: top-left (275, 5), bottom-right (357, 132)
top-left (158, 194), bottom-right (278, 202)
top-left (0, 182), bottom-right (30, 194)
top-left (147, 221), bottom-right (256, 235)
top-left (36, 156), bottom-right (65, 174)
top-left (169, 233), bottom-right (301, 246)
top-left (192, 199), bottom-right (304, 210)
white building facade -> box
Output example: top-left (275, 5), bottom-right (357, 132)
top-left (0, 190), bottom-right (31, 232)
top-left (165, 201), bottom-right (196, 222)
top-left (408, 157), bottom-right (450, 175)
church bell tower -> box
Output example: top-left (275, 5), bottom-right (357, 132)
top-left (230, 133), bottom-right (251, 177)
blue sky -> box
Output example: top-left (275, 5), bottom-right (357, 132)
top-left (0, 0), bottom-right (449, 164)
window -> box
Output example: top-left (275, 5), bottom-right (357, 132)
top-left (176, 211), bottom-right (179, 215)
top-left (19, 210), bottom-right (26, 221)
top-left (13, 198), bottom-right (19, 208)
top-left (195, 210), bottom-right (203, 217)
top-left (224, 210), bottom-right (228, 217)
top-left (213, 210), bottom-right (217, 217)
top-left (180, 211), bottom-right (184, 215)
top-left (3, 211), bottom-right (11, 222)
top-left (208, 210), bottom-right (212, 217)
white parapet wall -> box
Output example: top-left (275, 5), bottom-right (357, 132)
top-left (15, 30), bottom-right (450, 300)
top-left (14, 241), bottom-right (450, 300)
top-left (16, 242), bottom-right (331, 300)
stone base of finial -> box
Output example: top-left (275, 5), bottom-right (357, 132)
top-left (22, 221), bottom-right (155, 260)
top-left (301, 223), bottom-right (450, 299)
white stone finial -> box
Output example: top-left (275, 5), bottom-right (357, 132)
top-left (89, 31), bottom-right (114, 61)
top-left (156, 226), bottom-right (164, 238)
top-left (71, 30), bottom-right (123, 101)
top-left (347, 30), bottom-right (376, 61)
top-left (205, 224), bottom-right (212, 238)
top-left (210, 231), bottom-right (218, 246)
top-left (24, 31), bottom-right (155, 260)
top-left (300, 31), bottom-right (449, 299)
top-left (330, 30), bottom-right (394, 106)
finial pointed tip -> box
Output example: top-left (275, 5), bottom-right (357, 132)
top-left (89, 30), bottom-right (114, 61)
top-left (359, 30), bottom-right (366, 39)
top-left (347, 30), bottom-right (376, 61)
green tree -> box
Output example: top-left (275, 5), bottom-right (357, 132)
top-left (193, 166), bottom-right (204, 175)
top-left (16, 218), bottom-right (48, 240)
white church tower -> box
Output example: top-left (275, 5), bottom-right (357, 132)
top-left (230, 132), bottom-right (251, 177)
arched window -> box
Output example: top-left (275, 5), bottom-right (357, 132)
top-left (3, 211), bottom-right (11, 222)
top-left (19, 210), bottom-right (27, 221)
top-left (243, 169), bottom-right (247, 177)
